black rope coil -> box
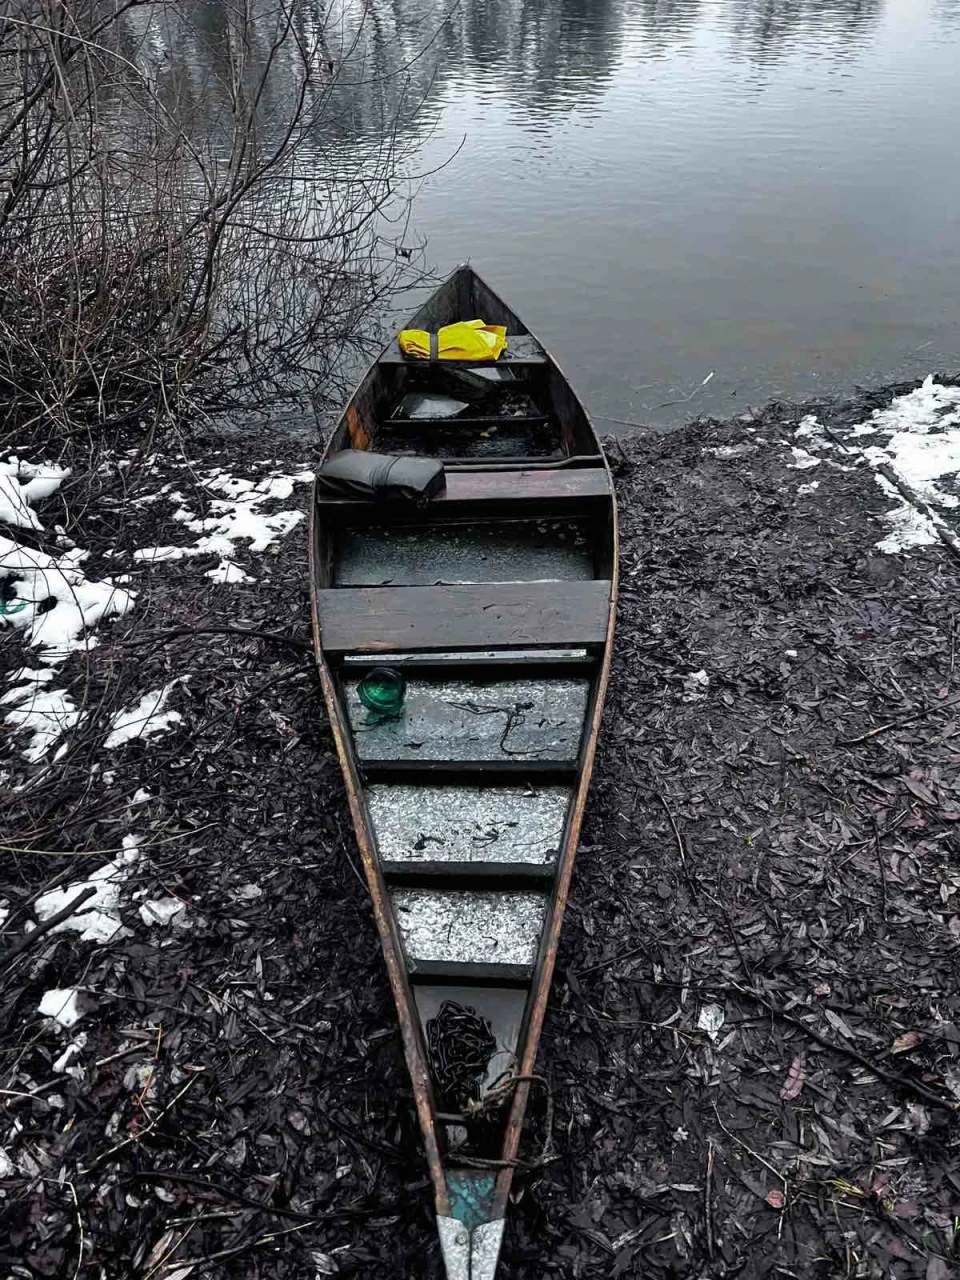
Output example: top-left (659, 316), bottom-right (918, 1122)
top-left (426, 1000), bottom-right (496, 1111)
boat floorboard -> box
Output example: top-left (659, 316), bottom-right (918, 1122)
top-left (374, 420), bottom-right (563, 461)
top-left (393, 887), bottom-right (547, 970)
top-left (345, 675), bottom-right (589, 764)
top-left (334, 521), bottom-right (594, 587)
top-left (367, 783), bottom-right (569, 866)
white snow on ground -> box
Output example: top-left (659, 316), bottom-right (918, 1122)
top-left (52, 1033), bottom-right (88, 1075)
top-left (0, 457), bottom-right (70, 530)
top-left (2, 458), bottom-right (309, 764)
top-left (38, 988), bottom-right (86, 1029)
top-left (1, 527), bottom-right (135, 761)
top-left (30, 835), bottom-right (140, 944)
top-left (788, 447), bottom-right (821, 470)
top-left (874, 476), bottom-right (941, 554)
top-left (1, 680), bottom-right (80, 763)
top-left (0, 538), bottom-right (135, 660)
top-left (682, 669), bottom-right (710, 701)
top-left (133, 465), bottom-right (314, 584)
top-left (104, 682), bottom-right (184, 749)
top-left (206, 559), bottom-right (253, 584)
top-left (794, 415), bottom-right (833, 447)
top-left (0, 1148), bottom-right (14, 1177)
top-left (138, 897), bottom-right (186, 927)
top-left (860, 379), bottom-right (960, 509)
top-left (789, 377), bottom-right (960, 555)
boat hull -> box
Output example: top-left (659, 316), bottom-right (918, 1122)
top-left (309, 266), bottom-right (617, 1276)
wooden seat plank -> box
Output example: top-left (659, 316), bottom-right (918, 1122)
top-left (315, 466), bottom-right (611, 519)
top-left (378, 333), bottom-right (546, 365)
top-left (317, 579), bottom-right (610, 654)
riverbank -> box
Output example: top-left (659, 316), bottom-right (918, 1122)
top-left (2, 376), bottom-right (960, 1278)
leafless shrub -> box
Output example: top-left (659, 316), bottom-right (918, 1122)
top-left (0, 0), bottom-right (425, 456)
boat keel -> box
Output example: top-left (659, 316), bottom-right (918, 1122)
top-left (437, 1218), bottom-right (505, 1280)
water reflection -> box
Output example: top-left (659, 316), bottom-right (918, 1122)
top-left (633, 0), bottom-right (704, 56)
top-left (728, 0), bottom-right (884, 62)
top-left (112, 0), bottom-right (960, 429)
top-left (117, 0), bottom-right (900, 146)
top-left (933, 0), bottom-right (960, 26)
top-left (455, 0), bottom-right (628, 117)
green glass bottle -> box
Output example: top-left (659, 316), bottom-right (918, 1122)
top-left (357, 667), bottom-right (406, 719)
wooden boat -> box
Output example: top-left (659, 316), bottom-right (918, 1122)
top-left (308, 266), bottom-right (617, 1278)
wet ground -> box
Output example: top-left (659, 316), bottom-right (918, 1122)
top-left (3, 378), bottom-right (960, 1277)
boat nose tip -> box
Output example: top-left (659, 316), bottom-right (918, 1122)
top-left (437, 1217), bottom-right (505, 1280)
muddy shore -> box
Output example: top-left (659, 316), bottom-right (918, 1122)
top-left (2, 378), bottom-right (960, 1279)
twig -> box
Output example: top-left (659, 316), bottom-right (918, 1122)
top-left (121, 625), bottom-right (312, 654)
top-left (66, 1180), bottom-right (84, 1280)
top-left (125, 1170), bottom-right (371, 1223)
top-left (91, 1076), bottom-right (200, 1167)
top-left (837, 693), bottom-right (960, 745)
top-left (728, 981), bottom-right (957, 1112)
top-left (874, 461), bottom-right (960, 564)
top-left (94, 1043), bottom-right (153, 1069)
top-left (871, 816), bottom-right (888, 922)
top-left (575, 942), bottom-right (649, 978)
top-left (656, 790), bottom-right (699, 897)
top-left (712, 1103), bottom-right (787, 1187)
top-left (701, 886), bottom-right (755, 984)
top-left (704, 1140), bottom-right (715, 1262)
top-left (0, 885), bottom-right (97, 972)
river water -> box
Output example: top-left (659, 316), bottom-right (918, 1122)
top-left (134, 0), bottom-right (960, 431)
top-left (349, 0), bottom-right (960, 429)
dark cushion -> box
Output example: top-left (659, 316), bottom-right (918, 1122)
top-left (314, 450), bottom-right (446, 504)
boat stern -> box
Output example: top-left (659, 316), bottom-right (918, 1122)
top-left (438, 1217), bottom-right (505, 1280)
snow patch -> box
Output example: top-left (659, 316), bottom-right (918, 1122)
top-left (0, 456), bottom-right (70, 530)
top-left (794, 415), bottom-right (833, 447)
top-left (30, 835), bottom-right (140, 944)
top-left (682, 669), bottom-right (710, 702)
top-left (1, 680), bottom-right (79, 763)
top-left (0, 537), bottom-right (135, 662)
top-left (791, 379), bottom-right (960, 555)
top-left (104, 682), bottom-right (184, 749)
top-left (206, 558), bottom-right (253, 585)
top-left (132, 465), bottom-right (312, 576)
top-left (788, 447), bottom-right (821, 471)
top-left (138, 897), bottom-right (186, 927)
top-left (796, 480), bottom-right (820, 496)
top-left (703, 443), bottom-right (757, 459)
top-left (874, 482), bottom-right (940, 554)
top-left (52, 1032), bottom-right (88, 1074)
top-left (38, 988), bottom-right (86, 1029)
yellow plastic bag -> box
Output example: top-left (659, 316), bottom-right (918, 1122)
top-left (398, 319), bottom-right (507, 361)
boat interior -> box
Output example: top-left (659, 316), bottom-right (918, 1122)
top-left (310, 268), bottom-right (616, 1252)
